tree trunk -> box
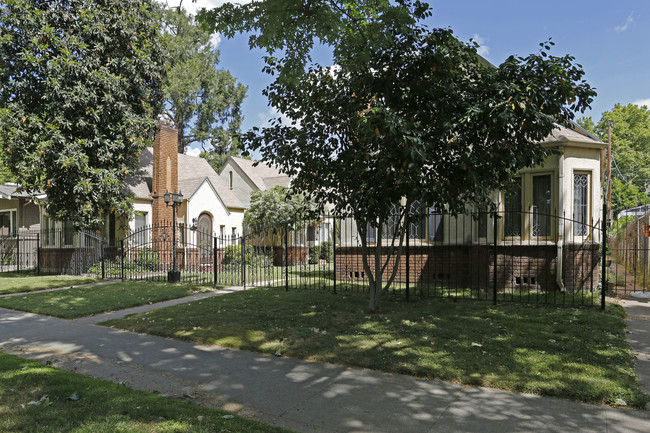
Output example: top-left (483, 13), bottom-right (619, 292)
top-left (368, 222), bottom-right (383, 312)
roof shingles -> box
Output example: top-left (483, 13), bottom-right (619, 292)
top-left (127, 148), bottom-right (243, 209)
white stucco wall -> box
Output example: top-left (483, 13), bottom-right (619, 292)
top-left (128, 199), bottom-right (153, 232)
top-left (561, 146), bottom-right (602, 230)
top-left (186, 179), bottom-right (244, 236)
top-left (219, 159), bottom-right (257, 208)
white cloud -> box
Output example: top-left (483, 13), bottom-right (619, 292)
top-left (257, 106), bottom-right (301, 129)
top-left (160, 1), bottom-right (252, 16)
top-left (614, 13), bottom-right (635, 32)
top-left (633, 98), bottom-right (650, 108)
top-left (471, 33), bottom-right (490, 58)
top-left (186, 146), bottom-right (202, 157)
top-left (209, 33), bottom-right (222, 48)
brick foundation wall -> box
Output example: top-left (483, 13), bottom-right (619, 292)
top-left (335, 243), bottom-right (599, 293)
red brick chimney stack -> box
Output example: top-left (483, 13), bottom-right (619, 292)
top-left (152, 120), bottom-right (179, 226)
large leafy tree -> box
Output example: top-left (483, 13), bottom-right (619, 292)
top-left (0, 0), bottom-right (165, 229)
top-left (244, 186), bottom-right (317, 231)
top-left (160, 5), bottom-right (246, 168)
top-left (201, 0), bottom-right (596, 311)
top-left (579, 103), bottom-right (650, 210)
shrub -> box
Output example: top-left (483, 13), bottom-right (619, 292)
top-left (309, 245), bottom-right (321, 264)
top-left (132, 247), bottom-right (160, 271)
top-left (319, 241), bottom-right (334, 263)
top-left (223, 245), bottom-right (271, 267)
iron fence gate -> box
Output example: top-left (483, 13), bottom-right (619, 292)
top-left (7, 204), bottom-right (650, 308)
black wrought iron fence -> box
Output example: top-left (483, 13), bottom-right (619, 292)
top-left (10, 204), bottom-right (647, 309)
top-left (237, 209), bottom-right (604, 308)
top-left (0, 231), bottom-right (39, 273)
top-left (38, 228), bottom-right (104, 275)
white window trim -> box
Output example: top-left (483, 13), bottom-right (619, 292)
top-left (0, 208), bottom-right (18, 236)
top-left (572, 170), bottom-right (592, 240)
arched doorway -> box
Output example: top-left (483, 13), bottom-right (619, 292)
top-left (197, 213), bottom-right (212, 263)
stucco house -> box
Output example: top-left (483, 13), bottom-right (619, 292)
top-left (220, 155), bottom-right (335, 247)
top-left (336, 123), bottom-right (606, 293)
top-left (125, 122), bottom-right (245, 243)
top-left (219, 155), bottom-right (290, 209)
top-left (0, 122), bottom-right (246, 272)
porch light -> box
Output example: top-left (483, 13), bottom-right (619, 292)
top-left (163, 190), bottom-right (183, 205)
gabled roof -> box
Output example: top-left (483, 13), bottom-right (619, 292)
top-left (541, 124), bottom-right (605, 147)
top-left (0, 184), bottom-right (18, 199)
top-left (126, 148), bottom-right (244, 209)
top-left (0, 183), bottom-right (44, 200)
top-left (223, 156), bottom-right (290, 191)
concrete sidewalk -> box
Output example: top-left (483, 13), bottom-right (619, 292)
top-left (0, 292), bottom-right (648, 433)
top-left (622, 296), bottom-right (650, 398)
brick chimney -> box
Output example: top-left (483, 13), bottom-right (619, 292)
top-left (152, 121), bottom-right (179, 226)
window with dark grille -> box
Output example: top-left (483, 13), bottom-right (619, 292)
top-left (428, 205), bottom-right (444, 241)
top-left (574, 173), bottom-right (589, 236)
top-left (504, 178), bottom-right (522, 237)
top-left (532, 175), bottom-right (551, 237)
top-left (366, 222), bottom-right (376, 243)
top-left (407, 200), bottom-right (427, 240)
top-left (0, 211), bottom-right (11, 236)
top-left (478, 207), bottom-right (488, 239)
top-left (63, 220), bottom-right (74, 246)
top-left (382, 204), bottom-right (400, 240)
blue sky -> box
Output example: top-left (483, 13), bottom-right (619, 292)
top-left (171, 0), bottom-right (650, 154)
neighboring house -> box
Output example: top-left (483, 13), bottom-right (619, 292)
top-left (336, 123), bottom-right (606, 292)
top-left (7, 121), bottom-right (245, 248)
top-left (221, 155), bottom-right (336, 248)
top-left (219, 155), bottom-right (291, 209)
top-left (125, 122), bottom-right (245, 244)
top-left (0, 184), bottom-right (42, 236)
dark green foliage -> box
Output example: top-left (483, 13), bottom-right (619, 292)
top-left (203, 0), bottom-right (595, 311)
top-left (223, 245), bottom-right (271, 267)
top-left (159, 5), bottom-right (246, 157)
top-left (88, 248), bottom-right (160, 275)
top-left (319, 241), bottom-right (334, 262)
top-left (611, 178), bottom-right (648, 213)
top-left (244, 186), bottom-right (318, 231)
top-left (0, 0), bottom-right (165, 229)
top-left (131, 247), bottom-right (161, 270)
top-left (580, 104), bottom-right (650, 210)
top-left (308, 245), bottom-right (321, 264)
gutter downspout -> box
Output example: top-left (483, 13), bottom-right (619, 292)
top-left (557, 147), bottom-right (566, 292)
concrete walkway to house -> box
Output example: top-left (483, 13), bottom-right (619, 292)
top-left (622, 294), bottom-right (650, 398)
top-left (0, 287), bottom-right (648, 433)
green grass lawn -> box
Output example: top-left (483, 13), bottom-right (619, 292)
top-left (0, 352), bottom-right (292, 433)
top-left (0, 272), bottom-right (102, 295)
top-left (0, 281), bottom-right (216, 319)
top-left (103, 287), bottom-right (649, 409)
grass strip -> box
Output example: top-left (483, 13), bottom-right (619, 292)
top-left (0, 352), bottom-right (292, 433)
top-left (103, 287), bottom-right (649, 409)
top-left (0, 273), bottom-right (102, 295)
top-left (0, 281), bottom-right (215, 319)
